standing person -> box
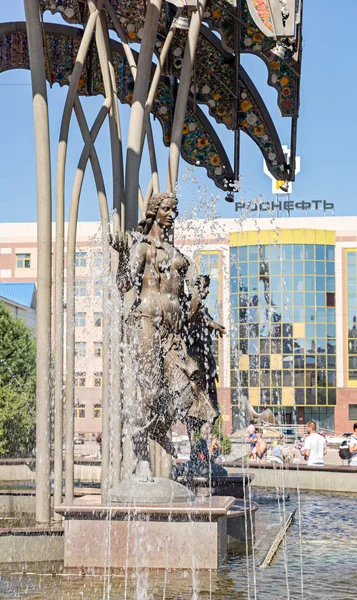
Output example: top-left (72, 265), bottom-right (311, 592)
top-left (348, 423), bottom-right (357, 466)
top-left (302, 420), bottom-right (327, 466)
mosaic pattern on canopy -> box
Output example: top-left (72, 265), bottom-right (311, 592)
top-left (169, 30), bottom-right (286, 179)
top-left (0, 27), bottom-right (229, 190)
top-left (39, 0), bottom-right (300, 118)
top-left (201, 1), bottom-right (300, 117)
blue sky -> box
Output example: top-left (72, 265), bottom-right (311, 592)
top-left (0, 1), bottom-right (356, 222)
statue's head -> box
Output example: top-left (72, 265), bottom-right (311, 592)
top-left (137, 193), bottom-right (178, 235)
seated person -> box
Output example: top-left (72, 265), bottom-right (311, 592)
top-left (255, 430), bottom-right (267, 461)
top-left (268, 440), bottom-right (284, 464)
top-left (269, 436), bottom-right (300, 463)
top-left (172, 423), bottom-right (227, 480)
top-left (247, 425), bottom-right (258, 460)
top-left (248, 428), bottom-right (267, 462)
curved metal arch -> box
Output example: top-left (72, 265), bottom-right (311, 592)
top-left (184, 96), bottom-right (234, 188)
top-left (0, 21), bottom-right (233, 189)
top-left (239, 66), bottom-right (288, 180)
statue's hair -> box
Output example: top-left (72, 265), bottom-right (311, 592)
top-left (137, 192), bottom-right (177, 235)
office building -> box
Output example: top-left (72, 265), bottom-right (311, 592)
top-left (1, 216), bottom-right (357, 434)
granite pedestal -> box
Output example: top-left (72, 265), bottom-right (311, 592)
top-left (56, 495), bottom-right (236, 571)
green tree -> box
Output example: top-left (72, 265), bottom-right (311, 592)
top-left (0, 302), bottom-right (36, 457)
top-left (212, 415), bottom-right (232, 455)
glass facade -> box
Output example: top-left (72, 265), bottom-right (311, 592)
top-left (230, 233), bottom-right (336, 427)
top-left (198, 252), bottom-right (221, 375)
top-left (346, 250), bottom-right (357, 383)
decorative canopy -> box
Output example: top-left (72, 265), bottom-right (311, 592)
top-left (0, 0), bottom-right (303, 189)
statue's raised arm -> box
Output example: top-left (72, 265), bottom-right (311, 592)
top-left (109, 231), bottom-right (146, 294)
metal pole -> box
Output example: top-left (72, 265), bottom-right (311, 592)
top-left (167, 0), bottom-right (207, 193)
top-left (144, 12), bottom-right (178, 117)
top-left (95, 9), bottom-right (121, 498)
top-left (124, 0), bottom-right (163, 230)
top-left (97, 10), bottom-right (126, 488)
top-left (233, 0), bottom-right (241, 188)
top-left (105, 0), bottom-right (161, 198)
top-left (65, 96), bottom-right (111, 503)
top-left (56, 1), bottom-right (100, 506)
top-left (24, 0), bottom-right (52, 524)
top-left (98, 8), bottom-right (125, 230)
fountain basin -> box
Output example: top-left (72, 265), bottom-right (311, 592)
top-left (56, 494), bottom-right (236, 571)
top-left (176, 474), bottom-right (253, 498)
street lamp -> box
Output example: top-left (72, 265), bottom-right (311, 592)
top-left (165, 0), bottom-right (198, 29)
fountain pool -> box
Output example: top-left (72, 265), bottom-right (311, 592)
top-left (0, 491), bottom-right (355, 599)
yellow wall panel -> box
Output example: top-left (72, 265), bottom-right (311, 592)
top-left (292, 230), bottom-right (304, 243)
top-left (230, 229), bottom-right (336, 248)
top-left (304, 230), bottom-right (315, 244)
top-left (249, 388), bottom-right (259, 405)
top-left (325, 231), bottom-right (336, 245)
top-left (293, 322), bottom-right (305, 338)
top-left (282, 388), bottom-right (294, 406)
top-left (270, 354), bottom-right (282, 369)
top-left (239, 354), bottom-right (249, 369)
top-left (315, 230), bottom-right (326, 244)
top-left (229, 231), bottom-right (248, 246)
top-left (279, 230), bottom-right (293, 244)
top-left (247, 231), bottom-right (259, 246)
top-left (256, 231), bottom-right (270, 245)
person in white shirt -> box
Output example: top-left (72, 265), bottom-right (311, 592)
top-left (303, 420), bottom-right (327, 466)
top-left (348, 423), bottom-right (357, 466)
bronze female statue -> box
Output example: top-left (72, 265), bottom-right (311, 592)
top-left (185, 274), bottom-right (226, 415)
top-left (111, 193), bottom-right (217, 482)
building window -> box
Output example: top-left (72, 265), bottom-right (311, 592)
top-left (230, 236), bottom-right (336, 420)
top-left (94, 312), bottom-right (103, 327)
top-left (75, 312), bottom-right (86, 327)
top-left (95, 255), bottom-right (103, 268)
top-left (74, 281), bottom-right (87, 297)
top-left (75, 251), bottom-right (87, 267)
top-left (94, 342), bottom-right (102, 357)
top-left (16, 253), bottom-right (31, 268)
top-left (346, 250), bottom-right (357, 384)
top-left (75, 372), bottom-right (86, 387)
top-left (74, 404), bottom-right (86, 418)
top-left (349, 404), bottom-right (357, 421)
top-left (94, 372), bottom-right (103, 387)
top-left (75, 342), bottom-right (86, 357)
top-left (94, 280), bottom-right (102, 297)
top-left (303, 407), bottom-right (334, 431)
top-left (93, 404), bottom-right (102, 419)
top-left (198, 251), bottom-right (221, 380)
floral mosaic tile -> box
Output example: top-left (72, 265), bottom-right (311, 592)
top-left (39, 0), bottom-right (301, 118)
top-left (201, 1), bottom-right (300, 117)
top-left (0, 27), bottom-right (231, 189)
top-left (169, 29), bottom-right (286, 178)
